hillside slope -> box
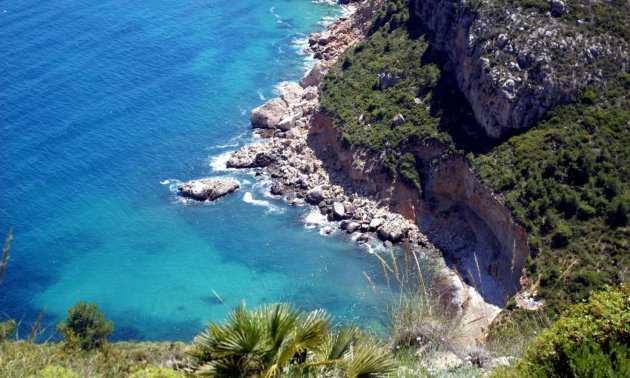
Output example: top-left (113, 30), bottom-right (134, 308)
top-left (319, 0), bottom-right (629, 319)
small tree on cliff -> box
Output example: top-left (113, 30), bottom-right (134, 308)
top-left (57, 302), bottom-right (113, 351)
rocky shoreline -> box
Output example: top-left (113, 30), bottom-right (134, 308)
top-left (219, 0), bottom-right (500, 343)
top-left (227, 1), bottom-right (426, 249)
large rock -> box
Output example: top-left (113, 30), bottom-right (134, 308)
top-left (279, 82), bottom-right (305, 105)
top-left (254, 152), bottom-right (275, 167)
top-left (377, 220), bottom-right (407, 242)
top-left (346, 222), bottom-right (360, 233)
top-left (299, 62), bottom-right (328, 88)
top-left (178, 178), bottom-right (240, 201)
top-left (332, 202), bottom-right (346, 220)
top-left (369, 218), bottom-right (384, 230)
top-left (276, 114), bottom-right (299, 131)
top-left (306, 187), bottom-right (325, 205)
top-left (251, 98), bottom-right (288, 129)
top-left (227, 147), bottom-right (275, 168)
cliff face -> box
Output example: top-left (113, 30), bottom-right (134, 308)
top-left (419, 156), bottom-right (529, 304)
top-left (411, 0), bottom-right (629, 138)
top-left (309, 113), bottom-right (528, 306)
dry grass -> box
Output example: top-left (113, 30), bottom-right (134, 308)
top-left (0, 341), bottom-right (191, 377)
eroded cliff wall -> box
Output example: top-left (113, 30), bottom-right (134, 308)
top-left (411, 0), bottom-right (628, 138)
top-left (309, 112), bottom-right (528, 306)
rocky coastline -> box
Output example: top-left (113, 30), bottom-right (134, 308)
top-left (228, 1), bottom-right (426, 250)
top-left (222, 0), bottom-right (500, 343)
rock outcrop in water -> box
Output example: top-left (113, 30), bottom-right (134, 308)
top-left (178, 178), bottom-right (240, 201)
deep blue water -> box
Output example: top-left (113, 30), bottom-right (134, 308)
top-left (0, 0), bottom-right (397, 341)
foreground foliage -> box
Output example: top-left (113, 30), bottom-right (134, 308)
top-left (188, 303), bottom-right (395, 377)
top-left (0, 341), bottom-right (189, 378)
top-left (494, 285), bottom-right (630, 377)
top-left (57, 302), bottom-right (114, 351)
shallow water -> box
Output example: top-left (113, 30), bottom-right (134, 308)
top-left (0, 0), bottom-right (399, 341)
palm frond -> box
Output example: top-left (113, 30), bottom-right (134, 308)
top-left (315, 326), bottom-right (360, 361)
top-left (343, 337), bottom-right (396, 378)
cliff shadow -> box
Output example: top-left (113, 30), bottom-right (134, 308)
top-left (420, 46), bottom-right (496, 154)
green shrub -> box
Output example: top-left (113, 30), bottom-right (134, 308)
top-left (0, 319), bottom-right (16, 341)
top-left (607, 195), bottom-right (629, 228)
top-left (56, 302), bottom-right (113, 351)
top-left (188, 303), bottom-right (394, 377)
top-left (398, 153), bottom-right (422, 191)
top-left (33, 365), bottom-right (80, 378)
top-left (512, 286), bottom-right (630, 377)
top-left (551, 221), bottom-right (572, 248)
top-left (0, 340), bottom-right (189, 377)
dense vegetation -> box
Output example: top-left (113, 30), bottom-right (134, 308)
top-left (474, 74), bottom-right (630, 315)
top-left (502, 0), bottom-right (629, 41)
top-left (320, 0), bottom-right (480, 189)
top-left (0, 340), bottom-right (189, 377)
top-left (321, 0), bottom-right (629, 319)
top-left (493, 285), bottom-right (629, 377)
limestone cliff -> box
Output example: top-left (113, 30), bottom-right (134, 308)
top-left (411, 0), bottom-right (629, 138)
top-left (309, 113), bottom-right (528, 306)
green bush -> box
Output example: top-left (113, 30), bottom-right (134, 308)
top-left (188, 303), bottom-right (394, 377)
top-left (513, 286), bottom-right (630, 377)
top-left (33, 365), bottom-right (80, 378)
top-left (0, 319), bottom-right (16, 341)
top-left (474, 73), bottom-right (630, 316)
top-left (56, 302), bottom-right (113, 351)
top-left (0, 340), bottom-right (189, 377)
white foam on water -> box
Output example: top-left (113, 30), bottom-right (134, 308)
top-left (290, 35), bottom-right (311, 56)
top-left (161, 178), bottom-right (184, 193)
top-left (253, 176), bottom-right (275, 198)
top-left (304, 208), bottom-right (329, 228)
top-left (205, 131), bottom-right (250, 151)
top-left (311, 0), bottom-right (336, 5)
top-left (209, 151), bottom-right (235, 172)
top-left (318, 16), bottom-right (335, 27)
top-left (274, 80), bottom-right (297, 96)
top-left (257, 89), bottom-right (267, 101)
top-left (242, 192), bottom-right (284, 214)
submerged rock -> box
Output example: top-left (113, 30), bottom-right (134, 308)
top-left (178, 178), bottom-right (240, 201)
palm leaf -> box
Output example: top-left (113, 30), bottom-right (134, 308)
top-left (343, 337), bottom-right (395, 378)
top-left (315, 326), bottom-right (360, 361)
top-left (262, 309), bottom-right (331, 378)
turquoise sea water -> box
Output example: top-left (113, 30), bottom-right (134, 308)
top-left (0, 0), bottom-right (394, 341)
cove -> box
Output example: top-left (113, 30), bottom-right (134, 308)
top-left (0, 0), bottom-right (393, 341)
